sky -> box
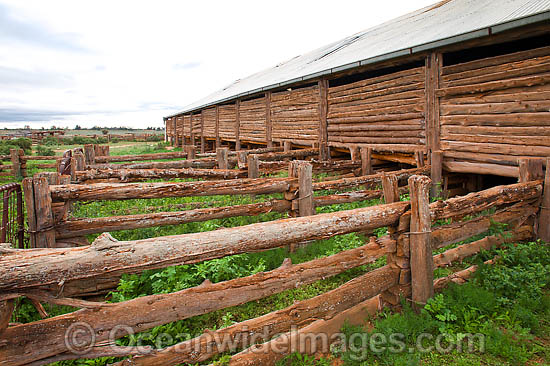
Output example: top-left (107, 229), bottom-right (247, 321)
top-left (0, 0), bottom-right (436, 129)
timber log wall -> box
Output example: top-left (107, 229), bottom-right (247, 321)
top-left (165, 26), bottom-right (550, 177)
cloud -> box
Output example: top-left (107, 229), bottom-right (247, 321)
top-left (0, 3), bottom-right (87, 52)
top-left (0, 107), bottom-right (80, 122)
top-left (173, 62), bottom-right (201, 70)
top-left (0, 66), bottom-right (74, 88)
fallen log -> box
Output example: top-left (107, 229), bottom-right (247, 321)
top-left (431, 203), bottom-right (537, 250)
top-left (429, 180), bottom-right (542, 221)
top-left (108, 267), bottom-right (395, 366)
top-left (0, 248), bottom-right (395, 366)
top-left (227, 296), bottom-right (381, 366)
top-left (433, 226), bottom-right (533, 268)
top-left (50, 177), bottom-right (296, 202)
top-left (0, 201), bottom-right (409, 294)
top-left (55, 200), bottom-right (292, 239)
top-left (75, 167), bottom-right (246, 183)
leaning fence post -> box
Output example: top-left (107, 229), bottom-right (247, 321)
top-left (349, 145), bottom-right (360, 161)
top-left (247, 154), bottom-right (259, 179)
top-left (9, 149), bottom-right (21, 179)
top-left (217, 147), bottom-right (229, 170)
top-left (409, 175), bottom-right (433, 309)
top-left (538, 158), bottom-right (550, 242)
top-left (74, 152), bottom-right (85, 171)
top-left (84, 144), bottom-right (95, 165)
top-left (32, 177), bottom-right (56, 248)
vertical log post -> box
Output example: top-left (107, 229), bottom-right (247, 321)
top-left (215, 106), bottom-right (221, 148)
top-left (235, 100), bottom-right (241, 151)
top-left (415, 150), bottom-right (425, 168)
top-left (409, 175), bottom-right (433, 309)
top-left (538, 158), bottom-right (550, 242)
top-left (172, 117), bottom-right (177, 146)
top-left (17, 149), bottom-right (26, 178)
top-left (237, 151), bottom-right (248, 170)
top-left (361, 147), bottom-right (373, 176)
top-left (0, 299), bottom-right (15, 334)
top-left (189, 113), bottom-right (195, 147)
top-left (217, 147), bottom-right (229, 170)
top-left (382, 173), bottom-right (400, 204)
top-left (185, 145), bottom-right (196, 160)
top-left (200, 111), bottom-right (206, 154)
top-left (9, 149), bottom-right (21, 179)
top-left (265, 92), bottom-right (273, 148)
top-left (518, 158), bottom-right (544, 183)
top-left (84, 144), bottom-right (95, 165)
top-left (74, 152), bottom-right (85, 171)
top-left (283, 141), bottom-right (291, 153)
top-left (430, 150), bottom-right (443, 199)
top-left (380, 171), bottom-right (408, 307)
top-left (298, 162), bottom-right (314, 217)
top-left (247, 154), bottom-right (259, 179)
top-left (318, 79), bottom-right (329, 161)
top-left (349, 145), bottom-right (360, 161)
top-left (32, 177), bottom-right (56, 248)
top-left (22, 178), bottom-right (37, 248)
top-left (174, 117), bottom-right (180, 147)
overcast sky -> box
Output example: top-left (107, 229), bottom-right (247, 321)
top-left (0, 0), bottom-right (436, 129)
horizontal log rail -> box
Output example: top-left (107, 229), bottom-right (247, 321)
top-left (0, 201), bottom-right (409, 294)
top-left (55, 199), bottom-right (292, 239)
top-left (75, 167), bottom-right (247, 183)
top-left (312, 166), bottom-right (429, 191)
top-left (49, 177), bottom-right (296, 202)
top-left (94, 151), bottom-right (188, 163)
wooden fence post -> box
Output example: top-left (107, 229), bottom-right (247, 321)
top-left (217, 147), bottom-right (229, 170)
top-left (185, 145), bottom-right (196, 160)
top-left (361, 147), bottom-right (373, 176)
top-left (519, 158), bottom-right (544, 183)
top-left (73, 152), bottom-right (85, 171)
top-left (382, 173), bottom-right (399, 204)
top-left (380, 171), bottom-right (408, 307)
top-left (237, 151), bottom-right (248, 169)
top-left (22, 178), bottom-right (37, 248)
top-left (32, 177), bottom-right (56, 248)
top-left (415, 150), bottom-right (425, 167)
top-left (9, 149), bottom-right (21, 179)
top-left (298, 162), bottom-right (314, 217)
top-left (247, 154), bottom-right (259, 179)
top-left (538, 158), bottom-right (550, 242)
top-left (84, 144), bottom-right (95, 165)
top-left (430, 150), bottom-right (443, 199)
top-left (409, 175), bottom-right (433, 309)
top-left (283, 141), bottom-right (291, 153)
top-left (215, 106), bottom-right (221, 148)
top-left (349, 145), bottom-right (360, 161)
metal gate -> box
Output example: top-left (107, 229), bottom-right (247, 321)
top-left (0, 183), bottom-right (24, 248)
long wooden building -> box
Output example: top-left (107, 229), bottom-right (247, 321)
top-left (165, 0), bottom-right (550, 177)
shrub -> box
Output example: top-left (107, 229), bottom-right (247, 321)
top-left (35, 145), bottom-right (55, 156)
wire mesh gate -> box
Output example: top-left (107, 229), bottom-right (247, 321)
top-left (0, 183), bottom-right (25, 248)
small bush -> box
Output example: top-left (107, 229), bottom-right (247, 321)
top-left (35, 145), bottom-right (55, 156)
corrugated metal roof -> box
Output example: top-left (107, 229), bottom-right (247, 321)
top-left (167, 0), bottom-right (550, 118)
